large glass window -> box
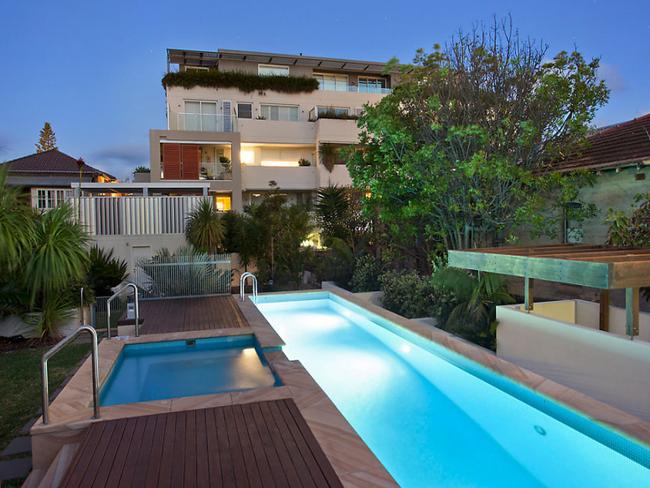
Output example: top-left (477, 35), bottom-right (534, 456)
top-left (314, 73), bottom-right (349, 91)
top-left (260, 104), bottom-right (299, 121)
top-left (184, 101), bottom-right (218, 131)
top-left (317, 106), bottom-right (349, 118)
top-left (258, 64), bottom-right (289, 76)
top-left (358, 77), bottom-right (386, 93)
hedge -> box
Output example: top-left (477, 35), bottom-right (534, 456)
top-left (162, 70), bottom-right (319, 94)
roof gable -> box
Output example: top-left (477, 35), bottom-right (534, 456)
top-left (1, 149), bottom-right (115, 179)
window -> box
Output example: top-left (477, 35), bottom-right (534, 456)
top-left (258, 64), bottom-right (289, 76)
top-left (314, 73), bottom-right (348, 91)
top-left (214, 195), bottom-right (232, 212)
top-left (184, 101), bottom-right (217, 131)
top-left (260, 104), bottom-right (299, 121)
top-left (358, 76), bottom-right (386, 93)
top-left (237, 102), bottom-right (252, 119)
top-left (33, 188), bottom-right (71, 210)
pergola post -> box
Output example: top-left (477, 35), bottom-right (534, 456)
top-left (524, 277), bottom-right (534, 312)
top-left (599, 290), bottom-right (610, 332)
top-left (625, 287), bottom-right (640, 338)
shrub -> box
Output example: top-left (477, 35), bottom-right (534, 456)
top-left (86, 246), bottom-right (128, 297)
top-left (133, 166), bottom-right (150, 174)
top-left (350, 254), bottom-right (382, 292)
top-left (431, 268), bottom-right (513, 350)
top-left (162, 70), bottom-right (319, 94)
top-left (380, 270), bottom-right (436, 318)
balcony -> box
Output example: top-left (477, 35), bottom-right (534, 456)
top-left (308, 107), bottom-right (363, 122)
top-left (241, 165), bottom-right (317, 190)
top-left (317, 84), bottom-right (391, 94)
top-left (170, 113), bottom-right (238, 132)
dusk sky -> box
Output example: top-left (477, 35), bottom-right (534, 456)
top-left (1, 0), bottom-right (648, 180)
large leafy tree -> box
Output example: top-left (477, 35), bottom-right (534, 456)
top-left (348, 18), bottom-right (608, 268)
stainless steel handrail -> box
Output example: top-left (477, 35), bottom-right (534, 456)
top-left (80, 287), bottom-right (84, 325)
top-left (107, 282), bottom-right (140, 339)
top-left (239, 272), bottom-right (258, 302)
top-left (41, 325), bottom-right (99, 424)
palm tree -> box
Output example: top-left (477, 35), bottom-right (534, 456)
top-left (25, 204), bottom-right (89, 337)
top-left (185, 199), bottom-right (225, 254)
top-left (0, 167), bottom-right (36, 272)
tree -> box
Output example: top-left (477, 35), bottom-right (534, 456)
top-left (185, 199), bottom-right (225, 253)
top-left (35, 122), bottom-right (57, 153)
top-left (347, 17), bottom-right (607, 269)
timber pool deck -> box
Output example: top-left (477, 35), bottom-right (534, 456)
top-left (140, 296), bottom-right (247, 334)
top-left (59, 399), bottom-right (343, 488)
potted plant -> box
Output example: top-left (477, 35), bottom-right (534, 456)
top-left (133, 165), bottom-right (151, 182)
top-left (298, 158), bottom-right (311, 167)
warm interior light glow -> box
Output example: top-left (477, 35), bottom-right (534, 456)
top-left (260, 160), bottom-right (299, 167)
top-left (215, 195), bottom-right (232, 211)
top-left (240, 150), bottom-right (255, 165)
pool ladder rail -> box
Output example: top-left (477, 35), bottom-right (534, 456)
top-left (106, 282), bottom-right (140, 339)
top-left (41, 325), bottom-right (100, 425)
top-left (240, 272), bottom-right (258, 302)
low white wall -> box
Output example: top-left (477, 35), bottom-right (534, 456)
top-left (497, 303), bottom-right (650, 421)
top-left (92, 234), bottom-right (187, 272)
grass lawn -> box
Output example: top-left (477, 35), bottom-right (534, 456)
top-left (0, 342), bottom-right (91, 451)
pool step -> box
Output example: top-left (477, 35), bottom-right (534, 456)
top-left (25, 443), bottom-right (79, 488)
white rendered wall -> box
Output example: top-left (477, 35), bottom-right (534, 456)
top-left (497, 302), bottom-right (650, 421)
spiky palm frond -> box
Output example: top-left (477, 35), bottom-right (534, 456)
top-left (24, 204), bottom-right (89, 305)
top-left (0, 167), bottom-right (36, 272)
top-left (185, 199), bottom-right (225, 253)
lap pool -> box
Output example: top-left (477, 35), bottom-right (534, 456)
top-left (255, 292), bottom-right (650, 487)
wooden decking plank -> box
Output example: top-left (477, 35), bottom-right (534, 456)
top-left (249, 402), bottom-right (288, 487)
top-left (83, 418), bottom-right (127, 488)
top-left (257, 401), bottom-right (304, 488)
top-left (214, 403), bottom-right (235, 487)
top-left (183, 409), bottom-right (198, 488)
top-left (130, 414), bottom-right (159, 487)
top-left (285, 399), bottom-right (344, 487)
top-left (171, 411), bottom-right (187, 487)
top-left (267, 399), bottom-right (317, 488)
top-left (104, 416), bottom-right (138, 487)
top-left (277, 399), bottom-right (330, 487)
top-left (155, 412), bottom-right (177, 488)
top-left (232, 403), bottom-right (263, 487)
top-left (204, 407), bottom-right (224, 487)
top-left (194, 408), bottom-right (211, 488)
top-left (60, 421), bottom-right (107, 488)
top-left (223, 403), bottom-right (250, 488)
top-left (118, 415), bottom-right (148, 487)
top-left (142, 413), bottom-right (167, 488)
top-left (60, 401), bottom-right (343, 488)
top-left (240, 403), bottom-right (277, 488)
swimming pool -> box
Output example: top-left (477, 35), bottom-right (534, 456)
top-left (100, 335), bottom-right (279, 406)
top-left (256, 292), bottom-right (650, 487)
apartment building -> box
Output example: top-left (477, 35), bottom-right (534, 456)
top-left (149, 48), bottom-right (398, 211)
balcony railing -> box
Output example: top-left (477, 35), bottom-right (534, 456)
top-left (199, 161), bottom-right (231, 181)
top-left (173, 113), bottom-right (238, 132)
top-left (317, 84), bottom-right (391, 94)
top-left (308, 107), bottom-right (363, 122)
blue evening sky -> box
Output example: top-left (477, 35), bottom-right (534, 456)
top-left (1, 0), bottom-right (648, 179)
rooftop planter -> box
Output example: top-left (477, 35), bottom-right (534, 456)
top-left (162, 70), bottom-right (319, 94)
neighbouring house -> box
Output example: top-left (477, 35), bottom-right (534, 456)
top-left (1, 148), bottom-right (116, 211)
top-left (150, 48), bottom-right (399, 211)
top-left (554, 113), bottom-right (650, 244)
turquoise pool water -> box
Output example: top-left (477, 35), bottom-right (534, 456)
top-left (100, 335), bottom-right (279, 406)
top-left (256, 292), bottom-right (650, 487)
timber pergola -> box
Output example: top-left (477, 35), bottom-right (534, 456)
top-left (448, 244), bottom-right (650, 338)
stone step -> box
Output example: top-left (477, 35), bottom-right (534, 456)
top-left (1, 436), bottom-right (31, 457)
top-left (0, 457), bottom-right (32, 482)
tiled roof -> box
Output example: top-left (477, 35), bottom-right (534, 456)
top-left (554, 113), bottom-right (650, 172)
top-left (1, 149), bottom-right (115, 179)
